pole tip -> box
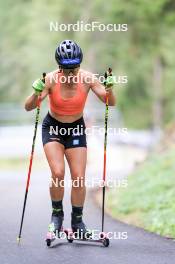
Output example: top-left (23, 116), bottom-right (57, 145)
top-left (17, 236), bottom-right (21, 244)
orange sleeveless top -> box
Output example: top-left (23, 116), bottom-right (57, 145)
top-left (49, 73), bottom-right (88, 116)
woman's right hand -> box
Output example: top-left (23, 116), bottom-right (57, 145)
top-left (25, 74), bottom-right (49, 111)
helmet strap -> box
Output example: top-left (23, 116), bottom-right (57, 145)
top-left (58, 65), bottom-right (63, 73)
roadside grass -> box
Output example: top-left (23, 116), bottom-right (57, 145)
top-left (106, 146), bottom-right (175, 238)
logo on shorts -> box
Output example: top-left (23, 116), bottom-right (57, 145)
top-left (73, 139), bottom-right (79, 145)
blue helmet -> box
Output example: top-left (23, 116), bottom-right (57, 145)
top-left (55, 40), bottom-right (83, 68)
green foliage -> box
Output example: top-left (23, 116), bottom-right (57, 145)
top-left (106, 147), bottom-right (175, 237)
top-left (1, 0), bottom-right (175, 128)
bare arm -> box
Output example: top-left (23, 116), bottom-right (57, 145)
top-left (90, 76), bottom-right (116, 106)
top-left (24, 74), bottom-right (52, 111)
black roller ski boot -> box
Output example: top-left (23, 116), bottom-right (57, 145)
top-left (71, 212), bottom-right (91, 239)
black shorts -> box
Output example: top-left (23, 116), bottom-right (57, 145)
top-left (42, 112), bottom-right (87, 149)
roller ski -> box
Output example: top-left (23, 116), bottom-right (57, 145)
top-left (64, 229), bottom-right (109, 247)
top-left (64, 213), bottom-right (110, 247)
top-left (46, 213), bottom-right (64, 247)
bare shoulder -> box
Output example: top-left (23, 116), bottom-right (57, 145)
top-left (79, 69), bottom-right (98, 88)
top-left (45, 69), bottom-right (60, 90)
top-left (80, 69), bottom-right (96, 79)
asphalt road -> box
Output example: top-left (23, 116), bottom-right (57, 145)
top-left (0, 165), bottom-right (175, 264)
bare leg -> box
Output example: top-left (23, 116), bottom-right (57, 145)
top-left (65, 147), bottom-right (87, 206)
top-left (43, 142), bottom-right (65, 201)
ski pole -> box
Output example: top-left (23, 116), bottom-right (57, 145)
top-left (17, 73), bottom-right (46, 244)
top-left (101, 68), bottom-right (112, 233)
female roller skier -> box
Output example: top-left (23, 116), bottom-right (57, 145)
top-left (24, 40), bottom-right (116, 236)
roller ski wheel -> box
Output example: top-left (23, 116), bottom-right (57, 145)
top-left (46, 238), bottom-right (51, 247)
top-left (45, 223), bottom-right (57, 247)
top-left (103, 237), bottom-right (110, 247)
top-left (67, 238), bottom-right (74, 243)
top-left (64, 229), bottom-right (74, 243)
top-left (99, 232), bottom-right (110, 247)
